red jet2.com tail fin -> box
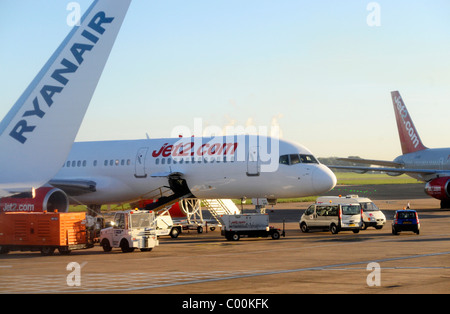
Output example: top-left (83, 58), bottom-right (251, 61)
top-left (391, 91), bottom-right (427, 155)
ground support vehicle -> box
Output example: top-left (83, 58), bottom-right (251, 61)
top-left (172, 218), bottom-right (210, 234)
top-left (100, 210), bottom-right (158, 253)
top-left (220, 214), bottom-right (283, 241)
top-left (133, 199), bottom-right (210, 237)
top-left (155, 211), bottom-right (183, 238)
top-left (392, 210), bottom-right (420, 235)
top-left (0, 212), bottom-right (94, 255)
top-left (300, 200), bottom-right (362, 234)
top-left (317, 195), bottom-right (386, 230)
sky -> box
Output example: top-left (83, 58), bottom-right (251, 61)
top-left (1, 0), bottom-right (450, 160)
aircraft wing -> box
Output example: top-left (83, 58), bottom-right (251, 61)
top-left (49, 179), bottom-right (97, 196)
top-left (337, 158), bottom-right (403, 168)
top-left (49, 170), bottom-right (187, 197)
top-left (328, 165), bottom-right (440, 176)
top-left (330, 156), bottom-right (444, 177)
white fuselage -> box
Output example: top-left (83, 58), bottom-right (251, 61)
top-left (53, 136), bottom-right (337, 205)
top-left (394, 148), bottom-right (450, 181)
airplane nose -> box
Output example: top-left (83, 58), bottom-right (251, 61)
top-left (312, 165), bottom-right (337, 195)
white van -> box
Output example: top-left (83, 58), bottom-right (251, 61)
top-left (318, 195), bottom-right (386, 230)
top-left (299, 199), bottom-right (362, 234)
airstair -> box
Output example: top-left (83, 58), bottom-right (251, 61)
top-left (140, 174), bottom-right (193, 213)
top-left (140, 187), bottom-right (192, 213)
top-left (201, 199), bottom-right (240, 224)
top-left (135, 179), bottom-right (241, 230)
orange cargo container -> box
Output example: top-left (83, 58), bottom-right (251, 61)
top-left (0, 212), bottom-right (93, 255)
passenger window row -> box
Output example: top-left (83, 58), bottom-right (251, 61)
top-left (103, 159), bottom-right (131, 167)
top-left (64, 160), bottom-right (87, 168)
top-left (155, 157), bottom-right (235, 165)
top-left (279, 154), bottom-right (318, 165)
top-left (63, 159), bottom-right (131, 168)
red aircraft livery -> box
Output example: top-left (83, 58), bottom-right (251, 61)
top-left (152, 142), bottom-right (239, 158)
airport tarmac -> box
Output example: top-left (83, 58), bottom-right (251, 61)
top-left (0, 184), bottom-right (449, 296)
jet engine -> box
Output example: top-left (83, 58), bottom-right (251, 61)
top-left (424, 177), bottom-right (450, 208)
top-left (0, 187), bottom-right (69, 213)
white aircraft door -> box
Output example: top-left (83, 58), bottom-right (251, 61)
top-left (246, 146), bottom-right (260, 176)
top-left (135, 147), bottom-right (149, 178)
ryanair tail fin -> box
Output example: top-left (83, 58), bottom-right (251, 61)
top-left (0, 0), bottom-right (132, 195)
top-left (391, 91), bottom-right (427, 155)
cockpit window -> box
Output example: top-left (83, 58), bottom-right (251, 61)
top-left (290, 154), bottom-right (301, 165)
top-left (279, 154), bottom-right (319, 165)
top-left (300, 154), bottom-right (318, 164)
top-left (279, 155), bottom-right (289, 165)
